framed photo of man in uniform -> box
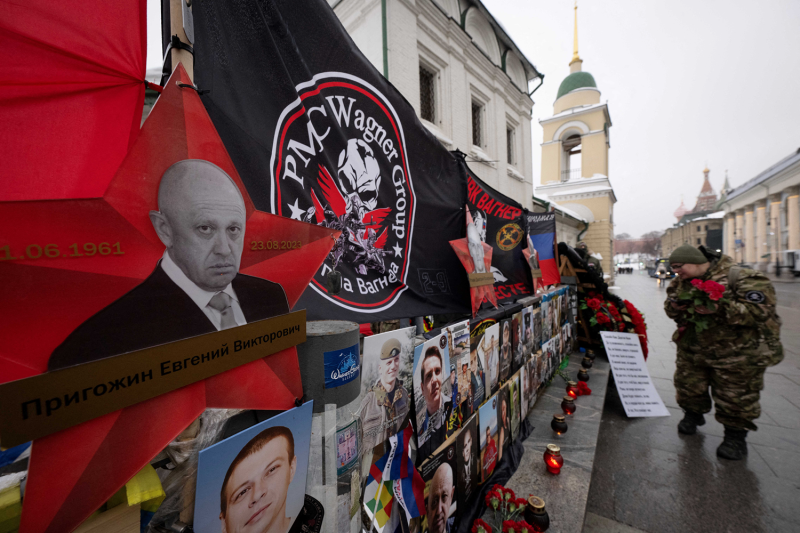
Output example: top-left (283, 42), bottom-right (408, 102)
top-left (194, 402), bottom-right (313, 533)
top-left (533, 307), bottom-right (542, 352)
top-left (414, 333), bottom-right (453, 462)
top-left (519, 364), bottom-right (530, 421)
top-left (478, 394), bottom-right (499, 483)
top-left (533, 353), bottom-right (544, 395)
top-left (509, 372), bottom-right (521, 441)
top-left (541, 296), bottom-right (551, 344)
top-left (460, 333), bottom-right (486, 420)
top-left (498, 318), bottom-right (513, 383)
top-left (511, 311), bottom-right (524, 376)
top-left (475, 323), bottom-right (500, 396)
top-left (456, 415), bottom-right (478, 512)
top-left (446, 320), bottom-right (470, 437)
top-left (527, 356), bottom-right (540, 412)
top-left (358, 327), bottom-right (416, 453)
top-left (541, 340), bottom-right (552, 384)
top-left (521, 306), bottom-right (533, 359)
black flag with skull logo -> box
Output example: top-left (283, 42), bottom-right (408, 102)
top-left (192, 0), bottom-right (470, 321)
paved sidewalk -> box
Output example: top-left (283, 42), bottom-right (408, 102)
top-left (584, 272), bottom-right (800, 533)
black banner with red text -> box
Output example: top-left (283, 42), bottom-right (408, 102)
top-left (192, 0), bottom-right (471, 321)
top-left (462, 162), bottom-right (533, 304)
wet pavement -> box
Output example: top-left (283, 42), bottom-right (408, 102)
top-left (583, 272), bottom-right (800, 533)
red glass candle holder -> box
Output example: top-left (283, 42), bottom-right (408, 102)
top-left (543, 444), bottom-right (564, 475)
top-left (577, 368), bottom-right (590, 382)
top-left (581, 356), bottom-right (593, 369)
top-left (586, 349), bottom-right (596, 361)
top-left (565, 380), bottom-right (579, 399)
top-left (561, 396), bottom-right (576, 415)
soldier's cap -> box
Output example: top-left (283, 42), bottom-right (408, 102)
top-left (669, 244), bottom-right (708, 265)
top-left (576, 241), bottom-right (587, 250)
top-left (380, 338), bottom-right (402, 360)
top-left (451, 364), bottom-right (456, 372)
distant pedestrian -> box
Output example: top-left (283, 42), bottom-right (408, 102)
top-left (664, 244), bottom-right (783, 460)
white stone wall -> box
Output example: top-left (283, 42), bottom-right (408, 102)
top-left (333, 0), bottom-right (536, 209)
top-left (557, 219), bottom-right (581, 247)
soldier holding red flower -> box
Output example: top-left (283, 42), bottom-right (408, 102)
top-left (665, 245), bottom-right (783, 460)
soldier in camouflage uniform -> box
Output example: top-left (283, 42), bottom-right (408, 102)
top-left (577, 241), bottom-right (604, 279)
top-left (359, 338), bottom-right (410, 451)
top-left (665, 244), bottom-right (783, 460)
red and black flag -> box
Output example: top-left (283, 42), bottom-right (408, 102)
top-left (526, 211), bottom-right (561, 287)
top-left (462, 161), bottom-right (533, 304)
top-left (192, 0), bottom-right (470, 321)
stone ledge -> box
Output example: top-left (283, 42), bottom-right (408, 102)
top-left (504, 355), bottom-right (611, 533)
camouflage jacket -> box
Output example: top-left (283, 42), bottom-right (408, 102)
top-left (359, 378), bottom-right (409, 450)
top-left (587, 256), bottom-right (603, 278)
top-left (664, 254), bottom-right (782, 365)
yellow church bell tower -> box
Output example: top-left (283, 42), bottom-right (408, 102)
top-left (537, 2), bottom-right (616, 277)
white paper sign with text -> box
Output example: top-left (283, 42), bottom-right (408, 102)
top-left (600, 332), bottom-right (670, 417)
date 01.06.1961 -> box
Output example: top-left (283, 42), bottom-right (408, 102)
top-left (0, 242), bottom-right (125, 261)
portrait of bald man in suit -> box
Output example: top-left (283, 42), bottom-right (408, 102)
top-left (48, 160), bottom-right (289, 371)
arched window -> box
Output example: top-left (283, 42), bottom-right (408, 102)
top-left (562, 135), bottom-right (581, 182)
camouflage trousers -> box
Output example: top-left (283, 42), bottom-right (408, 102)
top-left (674, 350), bottom-right (765, 431)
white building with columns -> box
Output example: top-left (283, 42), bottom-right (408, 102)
top-left (329, 0), bottom-right (542, 209)
top-left (720, 149), bottom-right (800, 271)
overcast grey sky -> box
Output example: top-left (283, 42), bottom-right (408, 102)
top-left (482, 0), bottom-right (800, 236)
top-left (146, 0), bottom-right (800, 237)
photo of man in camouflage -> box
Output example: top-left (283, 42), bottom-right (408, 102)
top-left (665, 244), bottom-right (783, 460)
top-left (359, 337), bottom-right (411, 451)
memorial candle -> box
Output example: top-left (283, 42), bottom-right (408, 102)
top-left (524, 496), bottom-right (550, 532)
top-left (543, 444), bottom-right (563, 474)
top-left (565, 380), bottom-right (579, 399)
top-left (561, 396), bottom-right (576, 415)
top-left (550, 413), bottom-right (568, 435)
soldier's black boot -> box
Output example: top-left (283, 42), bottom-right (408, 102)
top-left (677, 411), bottom-right (705, 435)
top-left (717, 427), bottom-right (748, 460)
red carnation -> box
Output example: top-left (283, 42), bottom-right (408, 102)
top-left (503, 487), bottom-right (516, 501)
top-left (577, 381), bottom-right (592, 395)
top-left (586, 298), bottom-right (602, 310)
top-left (472, 519), bottom-right (493, 533)
top-left (486, 491), bottom-right (501, 510)
top-left (502, 520), bottom-right (518, 533)
top-left (517, 522), bottom-right (533, 533)
top-left (515, 498), bottom-right (528, 512)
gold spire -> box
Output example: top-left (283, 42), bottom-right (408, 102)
top-left (570, 1), bottom-right (581, 66)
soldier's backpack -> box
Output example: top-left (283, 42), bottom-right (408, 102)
top-left (728, 266), bottom-right (784, 366)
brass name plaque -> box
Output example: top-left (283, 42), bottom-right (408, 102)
top-left (468, 272), bottom-right (496, 288)
top-left (0, 311), bottom-right (306, 447)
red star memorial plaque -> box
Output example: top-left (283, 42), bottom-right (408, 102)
top-left (449, 208), bottom-right (498, 316)
top-left (0, 66), bottom-right (337, 533)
